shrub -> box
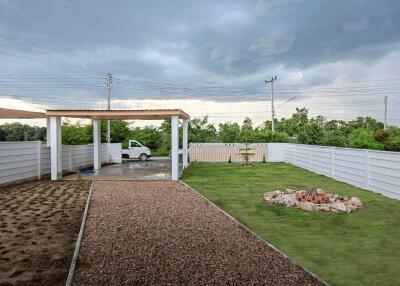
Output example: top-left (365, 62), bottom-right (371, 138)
top-left (298, 123), bottom-right (324, 145)
top-left (322, 131), bottom-right (349, 147)
top-left (373, 129), bottom-right (389, 142)
top-left (350, 129), bottom-right (384, 150)
top-left (253, 131), bottom-right (290, 143)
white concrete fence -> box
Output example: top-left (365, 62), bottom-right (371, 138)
top-left (0, 141), bottom-right (122, 186)
top-left (1, 141), bottom-right (399, 200)
top-left (189, 142), bottom-right (400, 200)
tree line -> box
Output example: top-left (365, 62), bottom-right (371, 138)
top-left (1, 108), bottom-right (399, 152)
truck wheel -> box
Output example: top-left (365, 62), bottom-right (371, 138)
top-left (139, 153), bottom-right (148, 161)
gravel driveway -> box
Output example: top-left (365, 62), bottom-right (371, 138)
top-left (73, 181), bottom-right (324, 285)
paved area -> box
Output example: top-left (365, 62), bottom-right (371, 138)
top-left (73, 181), bottom-right (323, 285)
top-left (64, 157), bottom-right (173, 180)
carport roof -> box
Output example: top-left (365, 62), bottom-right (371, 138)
top-left (0, 108), bottom-right (47, 119)
top-left (45, 109), bottom-right (189, 120)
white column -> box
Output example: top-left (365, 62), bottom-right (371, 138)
top-left (171, 115), bottom-right (179, 181)
top-left (46, 117), bottom-right (51, 147)
top-left (182, 119), bottom-right (189, 169)
top-left (56, 117), bottom-right (62, 175)
top-left (93, 119), bottom-right (101, 170)
top-left (50, 116), bottom-right (61, 180)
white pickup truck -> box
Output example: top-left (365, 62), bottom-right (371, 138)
top-left (121, 140), bottom-right (151, 161)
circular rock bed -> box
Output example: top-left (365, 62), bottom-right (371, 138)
top-left (263, 188), bottom-right (363, 213)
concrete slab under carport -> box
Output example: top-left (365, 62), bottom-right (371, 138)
top-left (63, 157), bottom-right (178, 181)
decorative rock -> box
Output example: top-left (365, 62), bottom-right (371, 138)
top-left (263, 196), bottom-right (274, 204)
top-left (263, 189), bottom-right (362, 213)
top-left (299, 202), bottom-right (316, 212)
top-left (346, 204), bottom-right (358, 212)
top-left (331, 202), bottom-right (347, 212)
top-left (347, 197), bottom-right (363, 208)
top-left (316, 204), bottom-right (331, 212)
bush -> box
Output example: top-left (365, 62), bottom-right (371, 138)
top-left (384, 128), bottom-right (400, 151)
top-left (253, 131), bottom-right (290, 143)
top-left (384, 136), bottom-right (400, 152)
top-left (322, 131), bottom-right (349, 147)
top-left (298, 123), bottom-right (324, 145)
top-left (373, 129), bottom-right (389, 142)
top-left (350, 129), bottom-right (384, 150)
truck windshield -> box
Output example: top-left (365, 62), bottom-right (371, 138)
top-left (130, 141), bottom-right (141, 147)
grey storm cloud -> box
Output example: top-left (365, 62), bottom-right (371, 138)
top-left (0, 0), bottom-right (400, 107)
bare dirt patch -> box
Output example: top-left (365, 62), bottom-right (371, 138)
top-left (0, 180), bottom-right (91, 286)
top-left (74, 181), bottom-right (324, 285)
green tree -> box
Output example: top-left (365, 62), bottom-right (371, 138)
top-left (253, 131), bottom-right (290, 143)
top-left (128, 126), bottom-right (163, 149)
top-left (322, 131), bottom-right (349, 147)
top-left (101, 120), bottom-right (130, 143)
top-left (218, 122), bottom-right (241, 143)
top-left (62, 120), bottom-right (91, 145)
top-left (0, 123), bottom-right (46, 141)
top-left (298, 122), bottom-right (324, 145)
top-left (240, 117), bottom-right (254, 142)
top-left (348, 117), bottom-right (383, 131)
top-left (188, 116), bottom-right (217, 143)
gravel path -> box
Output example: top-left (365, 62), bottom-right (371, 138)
top-left (73, 181), bottom-right (324, 286)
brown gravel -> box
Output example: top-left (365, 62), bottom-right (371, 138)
top-left (73, 181), bottom-right (324, 286)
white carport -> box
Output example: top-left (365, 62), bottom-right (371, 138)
top-left (45, 109), bottom-right (190, 181)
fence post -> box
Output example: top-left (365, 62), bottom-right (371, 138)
top-left (37, 141), bottom-right (41, 179)
top-left (331, 148), bottom-right (335, 178)
top-left (366, 150), bottom-right (370, 189)
top-left (69, 146), bottom-right (73, 172)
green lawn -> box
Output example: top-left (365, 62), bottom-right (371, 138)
top-left (182, 163), bottom-right (400, 286)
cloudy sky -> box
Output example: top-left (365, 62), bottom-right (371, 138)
top-left (0, 0), bottom-right (399, 127)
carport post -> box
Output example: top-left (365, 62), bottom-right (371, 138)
top-left (93, 119), bottom-right (101, 170)
top-left (50, 116), bottom-right (61, 180)
top-left (171, 115), bottom-right (179, 180)
top-left (46, 117), bottom-right (51, 147)
top-left (182, 119), bottom-right (188, 169)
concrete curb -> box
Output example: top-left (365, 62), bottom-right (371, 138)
top-left (65, 180), bottom-right (95, 286)
top-left (179, 180), bottom-right (330, 286)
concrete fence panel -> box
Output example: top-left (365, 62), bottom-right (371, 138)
top-left (0, 142), bottom-right (122, 186)
top-left (0, 142), bottom-right (40, 185)
top-left (282, 144), bottom-right (400, 200)
top-left (189, 143), bottom-right (267, 163)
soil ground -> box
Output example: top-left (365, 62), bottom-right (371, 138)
top-left (0, 180), bottom-right (91, 286)
top-left (73, 180), bottom-right (323, 286)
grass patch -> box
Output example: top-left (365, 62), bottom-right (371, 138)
top-left (182, 162), bottom-right (400, 286)
top-left (151, 148), bottom-right (170, 156)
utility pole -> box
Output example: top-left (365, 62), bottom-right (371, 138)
top-left (105, 73), bottom-right (112, 143)
top-left (384, 96), bottom-right (388, 130)
top-left (265, 76), bottom-right (277, 134)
